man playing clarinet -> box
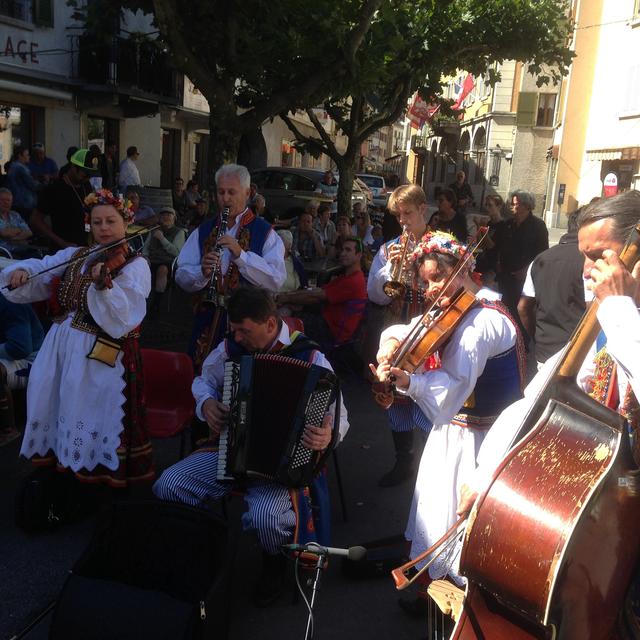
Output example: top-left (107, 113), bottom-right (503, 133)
top-left (154, 287), bottom-right (349, 607)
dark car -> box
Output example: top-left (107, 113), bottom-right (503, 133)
top-left (251, 167), bottom-right (367, 221)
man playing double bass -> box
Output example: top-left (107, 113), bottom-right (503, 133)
top-left (458, 190), bottom-right (640, 637)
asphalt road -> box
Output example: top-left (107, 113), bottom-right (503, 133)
top-left (1, 289), bottom-right (427, 640)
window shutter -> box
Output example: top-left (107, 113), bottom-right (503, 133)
top-left (35, 0), bottom-right (54, 27)
top-left (516, 92), bottom-right (538, 126)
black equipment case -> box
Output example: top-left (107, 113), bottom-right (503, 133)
top-left (49, 500), bottom-right (233, 640)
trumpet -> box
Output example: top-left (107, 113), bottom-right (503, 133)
top-left (202, 206), bottom-right (230, 308)
top-left (383, 226), bottom-right (414, 299)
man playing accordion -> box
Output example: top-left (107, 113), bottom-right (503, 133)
top-left (154, 287), bottom-right (349, 607)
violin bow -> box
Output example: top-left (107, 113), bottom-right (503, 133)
top-left (1, 225), bottom-right (160, 291)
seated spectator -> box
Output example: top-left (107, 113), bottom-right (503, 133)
top-left (292, 211), bottom-right (325, 260)
top-left (315, 203), bottom-right (336, 252)
top-left (142, 206), bottom-right (186, 297)
top-left (0, 188), bottom-right (34, 257)
top-left (370, 224), bottom-right (384, 253)
top-left (352, 207), bottom-right (374, 246)
top-left (126, 188), bottom-right (158, 227)
top-left (185, 180), bottom-right (200, 212)
top-left (188, 197), bottom-right (208, 232)
top-left (276, 230), bottom-right (307, 297)
top-left (28, 143), bottom-right (58, 186)
top-left (331, 215), bottom-right (352, 258)
top-left (172, 177), bottom-right (189, 225)
top-left (0, 293), bottom-right (44, 446)
top-left (428, 187), bottom-right (467, 242)
top-left (276, 237), bottom-right (367, 348)
top-left (6, 146), bottom-right (40, 221)
top-left (254, 194), bottom-right (266, 217)
top-left (305, 199), bottom-right (320, 221)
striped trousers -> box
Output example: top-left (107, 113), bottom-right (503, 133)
top-left (388, 399), bottom-right (433, 433)
top-left (153, 450), bottom-right (296, 554)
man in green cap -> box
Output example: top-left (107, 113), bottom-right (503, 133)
top-left (30, 148), bottom-right (100, 250)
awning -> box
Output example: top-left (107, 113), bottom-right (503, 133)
top-left (586, 147), bottom-right (640, 161)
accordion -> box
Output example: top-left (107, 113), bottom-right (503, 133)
top-left (217, 353), bottom-right (338, 488)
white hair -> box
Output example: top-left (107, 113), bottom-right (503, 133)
top-left (215, 163), bottom-right (251, 189)
top-left (276, 229), bottom-right (293, 250)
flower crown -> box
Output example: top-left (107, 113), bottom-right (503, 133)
top-left (410, 231), bottom-right (475, 271)
top-left (84, 189), bottom-right (134, 224)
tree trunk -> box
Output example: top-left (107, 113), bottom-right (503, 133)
top-left (335, 151), bottom-right (357, 218)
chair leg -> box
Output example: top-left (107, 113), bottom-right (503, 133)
top-left (332, 448), bottom-right (348, 522)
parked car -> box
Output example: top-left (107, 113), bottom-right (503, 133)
top-left (251, 167), bottom-right (368, 221)
top-left (356, 173), bottom-right (390, 208)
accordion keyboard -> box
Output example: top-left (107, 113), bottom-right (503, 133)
top-left (289, 387), bottom-right (333, 470)
top-left (216, 360), bottom-right (238, 481)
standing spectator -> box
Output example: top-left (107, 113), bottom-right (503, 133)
top-left (475, 194), bottom-right (510, 286)
top-left (370, 224), bottom-right (384, 253)
top-left (58, 146), bottom-right (79, 178)
top-left (30, 148), bottom-right (97, 249)
top-left (315, 170), bottom-right (338, 214)
top-left (247, 182), bottom-right (258, 208)
top-left (292, 211), bottom-right (325, 260)
top-left (100, 141), bottom-right (118, 190)
top-left (172, 177), bottom-right (189, 225)
top-left (185, 180), bottom-right (200, 212)
top-left (28, 143), bottom-right (58, 185)
top-left (118, 146), bottom-right (142, 191)
top-left (0, 293), bottom-right (44, 446)
top-left (0, 188), bottom-right (34, 257)
top-left (448, 170), bottom-right (474, 213)
top-left (315, 203), bottom-right (336, 250)
top-left (142, 206), bottom-right (186, 299)
top-left (6, 146), bottom-right (40, 221)
top-left (517, 209), bottom-right (585, 368)
top-left (126, 188), bottom-right (158, 228)
top-left (493, 189), bottom-right (549, 319)
top-left (428, 188), bottom-right (467, 242)
top-left (188, 197), bottom-right (208, 232)
top-left (88, 145), bottom-right (104, 191)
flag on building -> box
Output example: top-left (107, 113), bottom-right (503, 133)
top-left (452, 74), bottom-right (475, 110)
top-left (407, 93), bottom-right (441, 129)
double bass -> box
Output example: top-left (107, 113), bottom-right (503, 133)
top-left (450, 224), bottom-right (640, 638)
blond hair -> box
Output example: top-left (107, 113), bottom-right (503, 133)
top-left (388, 184), bottom-right (427, 212)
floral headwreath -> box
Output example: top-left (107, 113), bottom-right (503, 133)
top-left (409, 230), bottom-right (475, 271)
top-left (84, 189), bottom-right (134, 225)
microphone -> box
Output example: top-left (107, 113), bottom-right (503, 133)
top-left (282, 542), bottom-right (367, 562)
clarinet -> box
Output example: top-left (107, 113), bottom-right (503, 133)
top-left (202, 206), bottom-right (230, 308)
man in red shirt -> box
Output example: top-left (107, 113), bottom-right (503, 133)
top-left (276, 237), bottom-right (366, 348)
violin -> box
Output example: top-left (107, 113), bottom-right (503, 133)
top-left (93, 241), bottom-right (135, 290)
top-left (372, 228), bottom-right (489, 409)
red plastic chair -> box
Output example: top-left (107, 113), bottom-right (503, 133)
top-left (141, 348), bottom-right (195, 460)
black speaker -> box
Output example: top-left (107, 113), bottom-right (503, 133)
top-left (49, 500), bottom-right (233, 640)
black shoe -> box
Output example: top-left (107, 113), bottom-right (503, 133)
top-left (378, 458), bottom-right (414, 487)
top-left (253, 552), bottom-right (286, 607)
top-left (398, 595), bottom-right (428, 618)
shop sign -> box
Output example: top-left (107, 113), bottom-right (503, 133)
top-left (3, 34), bottom-right (39, 64)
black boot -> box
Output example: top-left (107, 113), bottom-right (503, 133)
top-left (378, 430), bottom-right (415, 487)
top-left (253, 551), bottom-right (287, 607)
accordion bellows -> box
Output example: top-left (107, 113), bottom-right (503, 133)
top-left (218, 354), bottom-right (338, 488)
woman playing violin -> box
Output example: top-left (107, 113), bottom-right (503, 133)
top-left (1, 189), bottom-right (153, 500)
top-left (370, 231), bottom-right (525, 598)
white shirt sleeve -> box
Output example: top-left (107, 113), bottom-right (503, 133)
top-left (175, 228), bottom-right (209, 293)
top-left (401, 308), bottom-right (517, 427)
top-left (521, 262), bottom-right (535, 298)
top-left (87, 257), bottom-right (151, 339)
top-left (0, 247), bottom-right (79, 303)
top-left (192, 341), bottom-right (227, 420)
top-left (233, 229), bottom-right (286, 291)
top-left (367, 243), bottom-right (393, 306)
top-left (310, 350), bottom-right (350, 443)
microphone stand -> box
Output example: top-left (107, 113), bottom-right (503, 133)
top-left (299, 550), bottom-right (328, 640)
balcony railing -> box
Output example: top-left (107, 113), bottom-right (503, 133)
top-left (77, 35), bottom-right (181, 102)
